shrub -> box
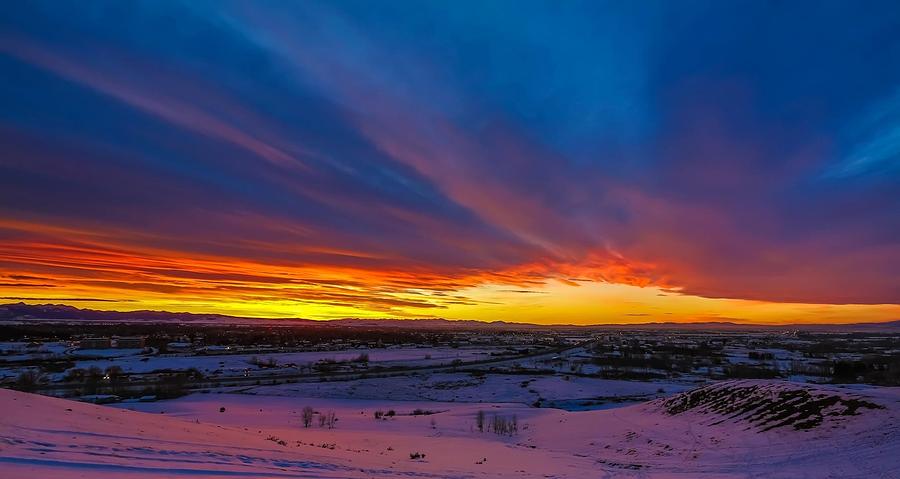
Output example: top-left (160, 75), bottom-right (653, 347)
top-left (324, 410), bottom-right (337, 429)
top-left (250, 356), bottom-right (278, 368)
top-left (154, 372), bottom-right (189, 399)
top-left (85, 366), bottom-right (104, 395)
top-left (64, 368), bottom-right (86, 383)
top-left (301, 406), bottom-right (314, 428)
top-left (318, 410), bottom-right (337, 429)
top-left (353, 353), bottom-right (369, 363)
top-left (15, 369), bottom-right (44, 392)
top-left (489, 414), bottom-right (518, 436)
top-left (106, 366), bottom-right (124, 393)
top-left (267, 436), bottom-right (287, 446)
top-left (749, 351), bottom-right (775, 360)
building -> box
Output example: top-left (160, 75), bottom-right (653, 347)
top-left (79, 337), bottom-right (111, 349)
top-left (115, 337), bottom-right (146, 349)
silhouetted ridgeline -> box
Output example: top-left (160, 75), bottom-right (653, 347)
top-left (1, 302), bottom-right (898, 332)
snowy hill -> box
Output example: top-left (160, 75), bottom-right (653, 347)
top-left (657, 379), bottom-right (888, 431)
top-left (1, 380), bottom-right (898, 478)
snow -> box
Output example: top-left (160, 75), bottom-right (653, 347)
top-left (0, 341), bottom-right (71, 361)
top-left (64, 346), bottom-right (498, 376)
top-left (2, 380), bottom-right (898, 478)
top-left (247, 372), bottom-right (691, 409)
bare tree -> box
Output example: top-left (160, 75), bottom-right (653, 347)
top-left (476, 410), bottom-right (485, 432)
top-left (489, 414), bottom-right (518, 436)
top-left (324, 410), bottom-right (337, 429)
top-left (301, 406), bottom-right (314, 428)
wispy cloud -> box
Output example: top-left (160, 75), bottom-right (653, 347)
top-left (0, 1), bottom-right (897, 321)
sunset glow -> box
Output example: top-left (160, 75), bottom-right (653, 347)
top-left (1, 2), bottom-right (898, 324)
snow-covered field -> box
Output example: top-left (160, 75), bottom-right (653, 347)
top-left (0, 341), bottom-right (71, 362)
top-left (2, 380), bottom-right (898, 478)
top-left (246, 372), bottom-right (692, 409)
top-left (61, 346), bottom-right (502, 376)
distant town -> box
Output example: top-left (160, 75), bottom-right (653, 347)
top-left (3, 306), bottom-right (898, 406)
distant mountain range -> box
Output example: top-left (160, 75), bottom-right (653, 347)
top-left (0, 302), bottom-right (898, 332)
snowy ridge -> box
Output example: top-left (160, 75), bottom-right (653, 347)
top-left (655, 380), bottom-right (888, 431)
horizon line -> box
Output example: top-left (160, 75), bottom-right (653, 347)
top-left (2, 301), bottom-right (897, 328)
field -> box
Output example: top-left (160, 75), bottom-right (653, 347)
top-left (2, 323), bottom-right (900, 477)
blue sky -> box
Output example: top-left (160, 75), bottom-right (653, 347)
top-left (0, 1), bottom-right (898, 320)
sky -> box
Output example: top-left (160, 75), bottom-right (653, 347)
top-left (0, 1), bottom-right (898, 324)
